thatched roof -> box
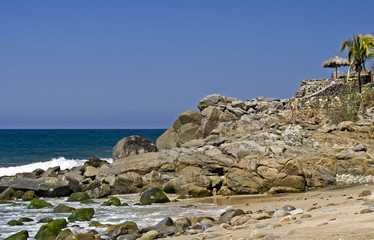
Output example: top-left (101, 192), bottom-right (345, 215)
top-left (322, 55), bottom-right (350, 68)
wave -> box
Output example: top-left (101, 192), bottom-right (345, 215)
top-left (0, 157), bottom-right (113, 177)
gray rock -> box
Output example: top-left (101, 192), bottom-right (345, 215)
top-left (198, 94), bottom-right (223, 111)
top-left (0, 177), bottom-right (70, 197)
top-left (352, 143), bottom-right (367, 152)
top-left (282, 205), bottom-right (296, 211)
top-left (322, 206), bottom-right (337, 212)
top-left (113, 135), bottom-right (157, 160)
top-left (272, 209), bottom-right (289, 218)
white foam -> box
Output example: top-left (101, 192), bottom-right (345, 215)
top-left (0, 157), bottom-right (113, 177)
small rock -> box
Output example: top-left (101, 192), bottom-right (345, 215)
top-left (282, 204), bottom-right (296, 211)
top-left (272, 209), bottom-right (289, 218)
top-left (203, 233), bottom-right (223, 239)
top-left (139, 230), bottom-right (159, 240)
top-left (290, 209), bottom-right (303, 215)
top-left (351, 144), bottom-right (367, 152)
top-left (280, 216), bottom-right (296, 222)
top-left (360, 209), bottom-right (374, 214)
top-left (322, 207), bottom-right (337, 212)
top-left (359, 190), bottom-right (372, 197)
top-left (300, 214), bottom-right (312, 218)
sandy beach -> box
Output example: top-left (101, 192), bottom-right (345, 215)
top-left (163, 184), bottom-right (374, 240)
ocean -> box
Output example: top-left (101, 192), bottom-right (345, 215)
top-left (0, 129), bottom-right (230, 238)
top-left (0, 129), bottom-right (166, 176)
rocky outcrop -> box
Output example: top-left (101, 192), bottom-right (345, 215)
top-left (156, 110), bottom-right (203, 149)
top-left (2, 78), bottom-right (374, 199)
top-left (0, 177), bottom-right (71, 197)
top-left (113, 135), bottom-right (158, 160)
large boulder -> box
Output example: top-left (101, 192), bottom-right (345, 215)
top-left (113, 135), bottom-right (158, 161)
top-left (0, 177), bottom-right (71, 197)
top-left (140, 187), bottom-right (170, 205)
top-left (156, 110), bottom-right (202, 149)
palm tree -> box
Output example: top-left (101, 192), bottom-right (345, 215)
top-left (341, 34), bottom-right (374, 93)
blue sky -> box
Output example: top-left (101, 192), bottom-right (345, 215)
top-left (1, 1), bottom-right (373, 129)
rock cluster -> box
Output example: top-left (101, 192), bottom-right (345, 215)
top-left (2, 78), bottom-right (374, 200)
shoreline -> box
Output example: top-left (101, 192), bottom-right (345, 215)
top-left (166, 183), bottom-right (374, 240)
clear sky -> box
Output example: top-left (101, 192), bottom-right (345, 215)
top-left (1, 1), bottom-right (373, 129)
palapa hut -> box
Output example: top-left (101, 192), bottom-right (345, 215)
top-left (322, 55), bottom-right (350, 79)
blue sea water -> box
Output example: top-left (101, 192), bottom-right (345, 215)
top-left (0, 129), bottom-right (166, 176)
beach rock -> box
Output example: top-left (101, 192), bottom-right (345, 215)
top-left (65, 171), bottom-right (83, 193)
top-left (201, 107), bottom-right (224, 136)
top-left (113, 135), bottom-right (158, 160)
top-left (187, 184), bottom-right (212, 198)
top-left (272, 209), bottom-right (289, 218)
top-left (337, 121), bottom-right (355, 131)
top-left (300, 214), bottom-right (312, 218)
top-left (35, 219), bottom-right (67, 240)
top-left (8, 219), bottom-right (23, 226)
top-left (0, 177), bottom-right (71, 197)
top-left (282, 205), bottom-right (296, 211)
top-left (65, 233), bottom-right (95, 240)
top-left (68, 192), bottom-right (90, 202)
top-left (84, 166), bottom-right (99, 178)
top-left (352, 144), bottom-right (367, 152)
top-left (84, 157), bottom-right (109, 168)
top-left (155, 217), bottom-right (174, 230)
top-left (28, 198), bottom-right (53, 209)
top-left (198, 94), bottom-right (223, 111)
top-left (159, 226), bottom-right (184, 238)
top-left (4, 230), bottom-right (29, 240)
top-left (139, 230), bottom-right (159, 240)
top-left (102, 197), bottom-right (121, 206)
top-left (19, 217), bottom-right (33, 223)
top-left (21, 190), bottom-right (35, 201)
top-left (68, 208), bottom-right (95, 221)
top-left (359, 190), bottom-right (372, 197)
top-left (39, 217), bottom-right (54, 223)
top-left (56, 229), bottom-right (73, 240)
top-left (322, 206), bottom-right (337, 212)
top-left (200, 218), bottom-right (214, 230)
top-left (0, 187), bottom-right (14, 200)
top-left (157, 110), bottom-right (203, 149)
top-left (82, 180), bottom-right (110, 199)
top-left (360, 209), bottom-right (374, 214)
top-left (53, 204), bottom-right (76, 213)
top-left (174, 217), bottom-right (191, 230)
top-left (140, 187), bottom-right (170, 205)
top-left (290, 209), bottom-right (304, 215)
top-left (220, 209), bottom-right (245, 220)
top-left (268, 186), bottom-right (301, 194)
top-left (105, 222), bottom-right (138, 238)
top-left (117, 234), bottom-right (138, 240)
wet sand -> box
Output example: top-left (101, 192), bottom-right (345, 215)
top-left (164, 184), bottom-right (374, 240)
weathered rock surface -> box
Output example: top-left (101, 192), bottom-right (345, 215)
top-left (113, 135), bottom-right (158, 160)
top-left (0, 177), bottom-right (71, 197)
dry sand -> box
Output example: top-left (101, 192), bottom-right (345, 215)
top-left (161, 184), bottom-right (374, 240)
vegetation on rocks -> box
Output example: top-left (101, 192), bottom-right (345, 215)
top-left (4, 230), bottom-right (29, 240)
top-left (67, 192), bottom-right (89, 202)
top-left (139, 187), bottom-right (170, 205)
top-left (28, 198), bottom-right (53, 209)
top-left (35, 218), bottom-right (67, 240)
top-left (68, 208), bottom-right (95, 221)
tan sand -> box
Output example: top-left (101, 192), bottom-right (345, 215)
top-left (161, 184), bottom-right (374, 240)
